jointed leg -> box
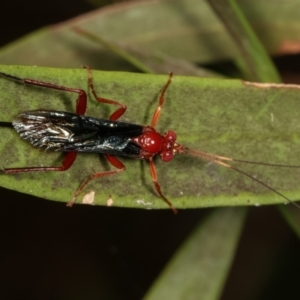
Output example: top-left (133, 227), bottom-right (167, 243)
top-left (67, 154), bottom-right (125, 206)
top-left (85, 66), bottom-right (127, 121)
top-left (0, 72), bottom-right (88, 115)
top-left (3, 152), bottom-right (77, 173)
top-left (151, 72), bottom-right (173, 128)
top-left (149, 158), bottom-right (177, 214)
top-left (0, 73), bottom-right (87, 174)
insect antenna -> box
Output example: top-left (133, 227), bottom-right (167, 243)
top-left (178, 146), bottom-right (300, 209)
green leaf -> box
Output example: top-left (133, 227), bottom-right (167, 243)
top-left (1, 0), bottom-right (300, 67)
top-left (144, 208), bottom-right (247, 300)
top-left (279, 206), bottom-right (300, 238)
top-left (207, 0), bottom-right (281, 82)
top-left (73, 27), bottom-right (220, 77)
top-left (1, 66), bottom-right (300, 210)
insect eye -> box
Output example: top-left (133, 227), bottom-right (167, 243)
top-left (161, 151), bottom-right (173, 162)
top-left (166, 130), bottom-right (177, 142)
top-left (160, 131), bottom-right (177, 162)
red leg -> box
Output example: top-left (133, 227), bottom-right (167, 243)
top-left (3, 152), bottom-right (77, 173)
top-left (85, 66), bottom-right (127, 121)
top-left (0, 73), bottom-right (87, 177)
top-left (23, 79), bottom-right (87, 115)
top-left (151, 72), bottom-right (173, 128)
top-left (0, 72), bottom-right (87, 115)
top-left (148, 158), bottom-right (177, 214)
top-left (67, 154), bottom-right (125, 207)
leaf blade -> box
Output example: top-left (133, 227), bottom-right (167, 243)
top-left (1, 66), bottom-right (300, 210)
top-left (144, 208), bottom-right (247, 300)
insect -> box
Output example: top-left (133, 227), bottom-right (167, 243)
top-left (0, 67), bottom-right (300, 214)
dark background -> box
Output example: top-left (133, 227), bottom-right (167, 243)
top-left (1, 1), bottom-right (300, 299)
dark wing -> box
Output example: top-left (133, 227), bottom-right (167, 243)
top-left (13, 110), bottom-right (144, 157)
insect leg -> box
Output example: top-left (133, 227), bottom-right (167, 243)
top-left (84, 66), bottom-right (127, 121)
top-left (151, 72), bottom-right (173, 128)
top-left (3, 152), bottom-right (77, 173)
top-left (0, 72), bottom-right (87, 115)
top-left (148, 158), bottom-right (178, 214)
top-left (67, 154), bottom-right (125, 206)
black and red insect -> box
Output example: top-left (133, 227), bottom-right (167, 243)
top-left (0, 67), bottom-right (299, 213)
